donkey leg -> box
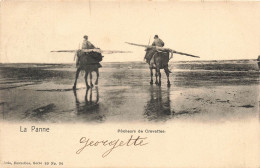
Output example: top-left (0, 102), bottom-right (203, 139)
top-left (95, 69), bottom-right (99, 85)
top-left (155, 70), bottom-right (158, 85)
top-left (85, 72), bottom-right (90, 88)
top-left (164, 68), bottom-right (171, 87)
top-left (150, 68), bottom-right (153, 85)
top-left (158, 69), bottom-right (161, 86)
top-left (90, 72), bottom-right (94, 88)
top-left (73, 68), bottom-right (81, 89)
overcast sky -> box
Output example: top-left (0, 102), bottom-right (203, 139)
top-left (1, 1), bottom-right (260, 63)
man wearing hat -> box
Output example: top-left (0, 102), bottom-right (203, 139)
top-left (82, 35), bottom-right (95, 49)
top-left (152, 35), bottom-right (164, 47)
top-left (144, 35), bottom-right (165, 63)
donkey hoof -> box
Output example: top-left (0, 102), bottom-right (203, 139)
top-left (150, 81), bottom-right (153, 85)
top-left (158, 82), bottom-right (161, 86)
top-left (90, 84), bottom-right (94, 88)
top-left (167, 83), bottom-right (171, 87)
top-left (95, 82), bottom-right (98, 85)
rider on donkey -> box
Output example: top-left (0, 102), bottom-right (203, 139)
top-left (152, 35), bottom-right (164, 47)
top-left (76, 35), bottom-right (96, 67)
top-left (144, 35), bottom-right (171, 73)
top-left (73, 35), bottom-right (103, 89)
top-left (76, 35), bottom-right (103, 69)
top-left (82, 35), bottom-right (96, 49)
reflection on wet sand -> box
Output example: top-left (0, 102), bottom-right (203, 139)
top-left (144, 86), bottom-right (173, 121)
top-left (73, 87), bottom-right (106, 122)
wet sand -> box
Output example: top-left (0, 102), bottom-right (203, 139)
top-left (0, 61), bottom-right (259, 123)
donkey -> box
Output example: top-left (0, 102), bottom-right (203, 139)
top-left (73, 50), bottom-right (103, 89)
top-left (144, 48), bottom-right (171, 87)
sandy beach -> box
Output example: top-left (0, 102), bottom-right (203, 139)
top-left (0, 60), bottom-right (259, 123)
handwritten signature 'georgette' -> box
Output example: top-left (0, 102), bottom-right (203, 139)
top-left (76, 135), bottom-right (149, 157)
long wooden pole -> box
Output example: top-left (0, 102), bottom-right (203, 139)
top-left (51, 49), bottom-right (132, 54)
top-left (125, 42), bottom-right (200, 58)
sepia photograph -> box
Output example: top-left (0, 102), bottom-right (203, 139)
top-left (0, 1), bottom-right (259, 167)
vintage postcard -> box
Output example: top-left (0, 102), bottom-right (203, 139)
top-left (0, 0), bottom-right (260, 167)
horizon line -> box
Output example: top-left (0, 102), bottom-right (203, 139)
top-left (0, 58), bottom-right (258, 64)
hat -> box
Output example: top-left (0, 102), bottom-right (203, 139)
top-left (83, 35), bottom-right (88, 39)
top-left (154, 35), bottom-right (159, 38)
